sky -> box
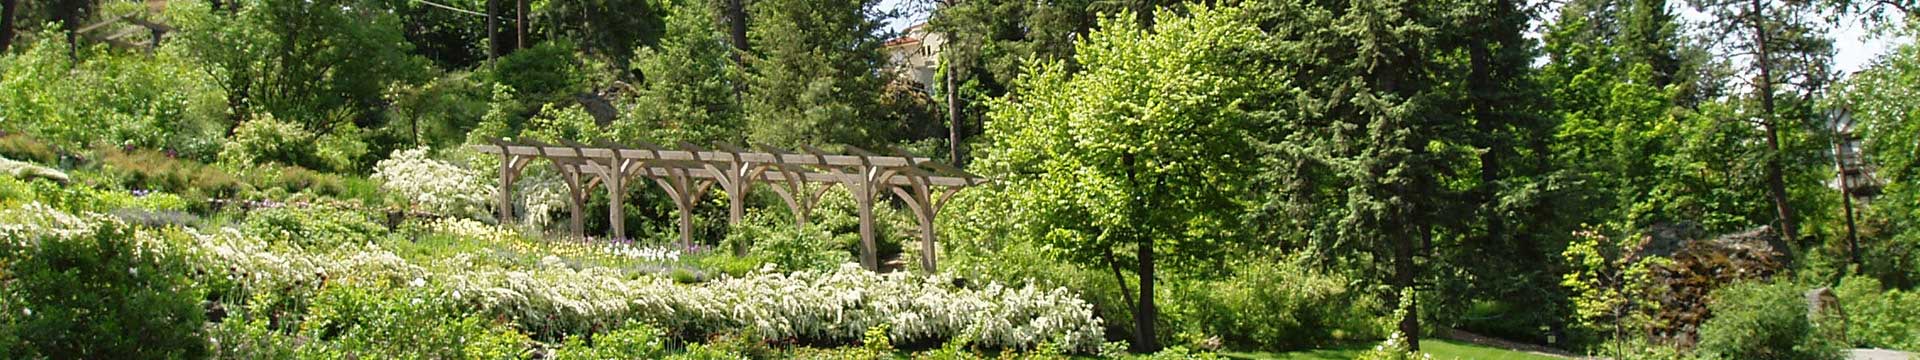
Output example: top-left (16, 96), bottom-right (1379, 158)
top-left (878, 1), bottom-right (1909, 75)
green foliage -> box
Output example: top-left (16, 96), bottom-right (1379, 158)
top-left (978, 5), bottom-right (1265, 349)
top-left (241, 205), bottom-right (388, 250)
top-left (614, 0), bottom-right (742, 144)
top-left (487, 41), bottom-right (606, 102)
top-left (1694, 281), bottom-right (1843, 360)
top-left (0, 32), bottom-right (229, 159)
top-left (172, 0), bottom-right (429, 135)
top-left (385, 73), bottom-right (495, 150)
top-left (733, 216), bottom-right (847, 272)
top-left (979, 2), bottom-right (1263, 278)
top-left (1166, 254), bottom-right (1380, 350)
top-left (1833, 276), bottom-right (1920, 351)
top-left (538, 0), bottom-right (666, 68)
top-left (1835, 27), bottom-right (1920, 288)
top-left (743, 0), bottom-right (895, 147)
top-left (523, 103), bottom-right (608, 142)
top-left (0, 210), bottom-right (208, 359)
top-left (1559, 227), bottom-right (1669, 343)
top-left (0, 134), bottom-right (60, 165)
top-left (296, 284), bottom-right (530, 358)
top-left (212, 112), bottom-right (374, 174)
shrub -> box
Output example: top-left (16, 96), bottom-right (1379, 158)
top-left (371, 146), bottom-right (493, 218)
top-left (0, 156), bottom-right (67, 184)
top-left (241, 205), bottom-right (389, 250)
top-left (555, 321), bottom-right (670, 360)
top-left (0, 33), bottom-right (229, 160)
top-left (0, 134), bottom-right (60, 164)
top-left (99, 149), bottom-right (246, 201)
top-left (1165, 254), bottom-right (1378, 350)
top-left (1694, 281), bottom-right (1843, 360)
top-left (179, 212), bottom-right (1109, 352)
top-left (220, 114), bottom-right (327, 171)
top-left (485, 41), bottom-right (600, 101)
top-left (735, 217), bottom-right (847, 273)
top-left (296, 284), bottom-right (530, 358)
top-left (1833, 276), bottom-right (1920, 351)
top-left (0, 205), bottom-right (209, 359)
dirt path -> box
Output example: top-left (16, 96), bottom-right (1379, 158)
top-left (1849, 349), bottom-right (1913, 360)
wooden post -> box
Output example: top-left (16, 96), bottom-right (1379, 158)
top-left (606, 166), bottom-right (625, 241)
top-left (562, 166), bottom-right (585, 239)
top-left (852, 180), bottom-right (878, 271)
top-left (473, 141), bottom-right (985, 272)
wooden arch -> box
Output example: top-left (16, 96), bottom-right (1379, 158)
top-left (476, 139), bottom-right (987, 272)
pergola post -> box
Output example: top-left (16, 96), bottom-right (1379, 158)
top-left (475, 141), bottom-right (984, 272)
top-left (891, 179), bottom-right (938, 273)
top-left (560, 165), bottom-right (586, 239)
top-left (852, 179), bottom-right (879, 271)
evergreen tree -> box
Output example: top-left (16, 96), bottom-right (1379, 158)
top-left (1253, 0), bottom-right (1469, 350)
top-left (1691, 0), bottom-right (1837, 250)
top-left (617, 0), bottom-right (742, 144)
top-left (741, 0), bottom-right (894, 147)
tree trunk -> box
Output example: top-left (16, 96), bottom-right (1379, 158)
top-left (945, 58), bottom-right (962, 166)
top-left (1133, 240), bottom-right (1160, 353)
top-left (1469, 27), bottom-right (1505, 260)
top-left (0, 0), bottom-right (17, 53)
top-left (724, 0), bottom-right (749, 98)
top-left (726, 0), bottom-right (749, 57)
top-left (1395, 227), bottom-right (1422, 352)
top-left (487, 0), bottom-right (501, 60)
top-left (515, 0), bottom-right (527, 52)
top-left (1751, 0), bottom-right (1800, 249)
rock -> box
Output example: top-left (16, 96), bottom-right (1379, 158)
top-left (0, 156), bottom-right (69, 184)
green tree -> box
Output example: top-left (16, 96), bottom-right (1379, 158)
top-left (741, 0), bottom-right (894, 147)
top-left (537, 0), bottom-right (667, 69)
top-left (1834, 25), bottom-right (1920, 287)
top-left (615, 0), bottom-right (742, 144)
top-left (172, 0), bottom-right (429, 138)
top-left (977, 4), bottom-right (1265, 351)
top-left (1690, 0), bottom-right (1838, 249)
top-left (1251, 0), bottom-right (1479, 350)
top-left (0, 30), bottom-right (229, 159)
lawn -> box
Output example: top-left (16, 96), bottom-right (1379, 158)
top-left (1224, 339), bottom-right (1566, 360)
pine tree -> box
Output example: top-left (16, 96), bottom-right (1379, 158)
top-left (741, 0), bottom-right (894, 147)
top-left (1692, 0), bottom-right (1837, 250)
top-left (617, 0), bottom-right (742, 144)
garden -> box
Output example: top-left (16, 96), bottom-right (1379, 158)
top-left (4, 0), bottom-right (1920, 359)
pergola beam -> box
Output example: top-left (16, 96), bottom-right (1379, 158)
top-left (475, 140), bottom-right (986, 272)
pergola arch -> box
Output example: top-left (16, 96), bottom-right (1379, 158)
top-left (477, 139), bottom-right (987, 272)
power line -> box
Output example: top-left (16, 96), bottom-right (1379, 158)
top-left (413, 0), bottom-right (509, 21)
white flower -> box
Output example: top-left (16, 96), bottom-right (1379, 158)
top-left (411, 277), bottom-right (427, 287)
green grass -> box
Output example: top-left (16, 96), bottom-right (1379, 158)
top-left (1224, 339), bottom-right (1565, 360)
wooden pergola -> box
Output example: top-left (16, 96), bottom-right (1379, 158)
top-left (475, 139), bottom-right (987, 272)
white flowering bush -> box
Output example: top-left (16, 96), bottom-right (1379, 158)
top-left (4, 201), bottom-right (1107, 354)
top-left (186, 223), bottom-right (1106, 351)
top-left (371, 147), bottom-right (493, 218)
top-left (514, 172), bottom-right (568, 230)
top-left (0, 203), bottom-right (210, 358)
